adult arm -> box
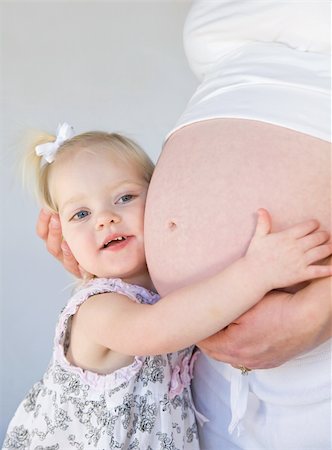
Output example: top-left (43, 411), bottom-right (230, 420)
top-left (197, 273), bottom-right (332, 369)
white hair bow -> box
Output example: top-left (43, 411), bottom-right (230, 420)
top-left (35, 123), bottom-right (75, 165)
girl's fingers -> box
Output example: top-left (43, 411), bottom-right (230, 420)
top-left (286, 219), bottom-right (320, 238)
top-left (300, 231), bottom-right (330, 251)
top-left (306, 243), bottom-right (332, 265)
top-left (254, 208), bottom-right (272, 237)
top-left (306, 264), bottom-right (332, 279)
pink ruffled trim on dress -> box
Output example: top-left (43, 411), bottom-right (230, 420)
top-left (169, 352), bottom-right (198, 399)
top-left (169, 351), bottom-right (209, 426)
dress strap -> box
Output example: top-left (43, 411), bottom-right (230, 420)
top-left (53, 278), bottom-right (159, 350)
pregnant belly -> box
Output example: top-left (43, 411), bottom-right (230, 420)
top-left (144, 119), bottom-right (331, 295)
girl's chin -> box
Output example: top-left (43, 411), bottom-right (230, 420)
top-left (87, 261), bottom-right (149, 282)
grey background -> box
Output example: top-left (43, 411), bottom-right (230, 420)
top-left (0, 0), bottom-right (197, 442)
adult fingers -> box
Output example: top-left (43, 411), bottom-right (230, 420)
top-left (46, 215), bottom-right (63, 259)
top-left (36, 209), bottom-right (81, 277)
top-left (36, 209), bottom-right (52, 240)
top-left (61, 242), bottom-right (81, 278)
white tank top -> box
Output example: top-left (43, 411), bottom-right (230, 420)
top-left (168, 0), bottom-right (331, 142)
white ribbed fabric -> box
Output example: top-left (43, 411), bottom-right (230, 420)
top-left (167, 0), bottom-right (331, 142)
top-left (192, 341), bottom-right (331, 450)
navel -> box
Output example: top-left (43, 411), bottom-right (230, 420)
top-left (167, 220), bottom-right (177, 230)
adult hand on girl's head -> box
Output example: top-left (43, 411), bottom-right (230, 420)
top-left (197, 275), bottom-right (332, 369)
top-left (36, 209), bottom-right (82, 278)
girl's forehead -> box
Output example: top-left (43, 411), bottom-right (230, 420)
top-left (55, 147), bottom-right (139, 174)
top-left (59, 146), bottom-right (124, 163)
top-left (50, 147), bottom-right (146, 193)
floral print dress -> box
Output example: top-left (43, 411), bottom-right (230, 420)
top-left (3, 278), bottom-right (202, 450)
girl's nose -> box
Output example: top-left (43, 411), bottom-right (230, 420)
top-left (95, 210), bottom-right (121, 230)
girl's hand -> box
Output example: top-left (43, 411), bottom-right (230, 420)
top-left (36, 209), bottom-right (82, 278)
top-left (246, 209), bottom-right (332, 291)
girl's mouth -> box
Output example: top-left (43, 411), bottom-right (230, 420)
top-left (101, 235), bottom-right (132, 252)
top-left (103, 236), bottom-right (126, 248)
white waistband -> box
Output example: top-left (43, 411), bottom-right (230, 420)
top-left (167, 43), bottom-right (331, 143)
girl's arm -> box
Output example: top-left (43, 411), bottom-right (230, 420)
top-left (76, 210), bottom-right (332, 355)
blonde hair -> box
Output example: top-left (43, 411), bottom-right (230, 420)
top-left (23, 130), bottom-right (155, 211)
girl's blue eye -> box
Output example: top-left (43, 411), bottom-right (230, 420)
top-left (118, 194), bottom-right (134, 204)
top-left (73, 210), bottom-right (90, 220)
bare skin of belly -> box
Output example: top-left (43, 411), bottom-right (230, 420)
top-left (145, 118), bottom-right (331, 296)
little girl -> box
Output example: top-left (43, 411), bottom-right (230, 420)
top-left (3, 123), bottom-right (331, 450)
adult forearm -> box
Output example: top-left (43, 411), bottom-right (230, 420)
top-left (197, 274), bottom-right (331, 369)
top-left (292, 275), bottom-right (332, 349)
